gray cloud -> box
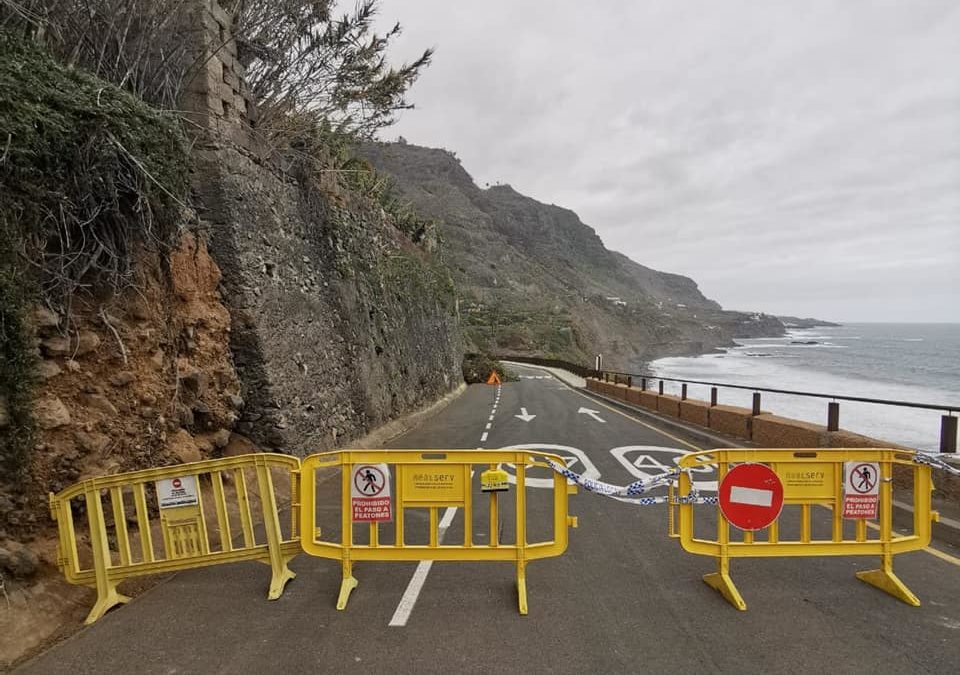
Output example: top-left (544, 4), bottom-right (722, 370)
top-left (376, 0), bottom-right (960, 321)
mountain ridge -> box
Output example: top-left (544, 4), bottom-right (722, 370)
top-left (360, 141), bottom-right (786, 369)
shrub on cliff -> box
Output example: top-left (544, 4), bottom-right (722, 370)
top-left (0, 32), bottom-right (189, 305)
top-left (0, 33), bottom-right (189, 474)
top-left (2, 1), bottom-right (432, 143)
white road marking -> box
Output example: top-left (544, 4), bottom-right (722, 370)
top-left (389, 506), bottom-right (458, 627)
top-left (391, 382), bottom-right (504, 627)
top-left (389, 561), bottom-right (434, 626)
top-left (729, 486), bottom-right (773, 507)
top-left (514, 407), bottom-right (536, 422)
top-left (577, 406), bottom-right (606, 423)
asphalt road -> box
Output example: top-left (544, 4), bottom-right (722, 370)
top-left (18, 364), bottom-right (960, 674)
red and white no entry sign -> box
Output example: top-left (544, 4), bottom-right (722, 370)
top-left (718, 463), bottom-right (784, 531)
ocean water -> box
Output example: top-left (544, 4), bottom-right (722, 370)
top-left (649, 323), bottom-right (960, 452)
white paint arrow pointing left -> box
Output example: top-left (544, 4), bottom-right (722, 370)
top-left (514, 407), bottom-right (536, 422)
top-left (577, 407), bottom-right (606, 424)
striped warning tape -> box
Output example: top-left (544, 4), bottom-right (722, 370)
top-left (542, 458), bottom-right (718, 505)
top-left (913, 452), bottom-right (960, 477)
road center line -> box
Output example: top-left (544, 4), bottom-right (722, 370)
top-left (389, 506), bottom-right (458, 627)
top-left (390, 385), bottom-right (500, 627)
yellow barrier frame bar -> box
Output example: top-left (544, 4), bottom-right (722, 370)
top-left (49, 454), bottom-right (301, 624)
top-left (300, 449), bottom-right (577, 615)
top-left (676, 448), bottom-right (935, 611)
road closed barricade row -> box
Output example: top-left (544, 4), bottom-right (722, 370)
top-left (299, 449), bottom-right (578, 614)
top-left (671, 448), bottom-right (937, 610)
top-left (49, 454), bottom-right (301, 624)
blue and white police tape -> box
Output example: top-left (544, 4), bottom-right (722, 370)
top-left (542, 458), bottom-right (718, 506)
top-left (913, 452), bottom-right (960, 477)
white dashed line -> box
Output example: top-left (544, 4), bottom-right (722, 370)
top-left (390, 383), bottom-right (502, 627)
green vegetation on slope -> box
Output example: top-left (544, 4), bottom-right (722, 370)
top-left (0, 34), bottom-right (190, 475)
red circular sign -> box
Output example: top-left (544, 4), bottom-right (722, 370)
top-left (718, 464), bottom-right (784, 531)
top-left (354, 465), bottom-right (386, 496)
top-left (172, 478), bottom-right (182, 489)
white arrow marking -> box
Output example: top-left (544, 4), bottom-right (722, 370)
top-left (514, 407), bottom-right (536, 422)
top-left (577, 407), bottom-right (606, 423)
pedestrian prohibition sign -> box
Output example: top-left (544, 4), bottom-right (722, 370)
top-left (718, 464), bottom-right (784, 531)
top-left (843, 461), bottom-right (879, 519)
top-left (351, 463), bottom-right (392, 522)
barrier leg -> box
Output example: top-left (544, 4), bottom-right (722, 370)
top-left (703, 555), bottom-right (746, 611)
top-left (517, 561), bottom-right (528, 616)
top-left (85, 487), bottom-right (131, 624)
top-left (857, 554), bottom-right (920, 607)
top-left (255, 460), bottom-right (297, 600)
top-left (337, 559), bottom-right (358, 610)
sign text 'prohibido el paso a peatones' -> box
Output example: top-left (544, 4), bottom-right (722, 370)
top-left (843, 461), bottom-right (880, 519)
top-left (351, 464), bottom-right (393, 522)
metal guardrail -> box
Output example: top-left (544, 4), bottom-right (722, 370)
top-left (595, 370), bottom-right (959, 453)
top-left (487, 354), bottom-right (599, 380)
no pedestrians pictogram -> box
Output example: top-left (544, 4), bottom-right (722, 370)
top-left (351, 463), bottom-right (392, 522)
top-left (849, 464), bottom-right (877, 494)
top-left (354, 465), bottom-right (387, 496)
top-left (843, 461), bottom-right (880, 519)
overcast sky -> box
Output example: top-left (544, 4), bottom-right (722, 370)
top-left (375, 1), bottom-right (959, 322)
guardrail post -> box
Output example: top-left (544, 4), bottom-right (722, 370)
top-left (627, 376), bottom-right (632, 388)
top-left (658, 380), bottom-right (664, 395)
top-left (710, 387), bottom-right (718, 407)
top-left (681, 383), bottom-right (688, 401)
top-left (827, 402), bottom-right (840, 432)
top-left (941, 415), bottom-right (958, 453)
top-left (641, 378), bottom-right (647, 391)
top-left (752, 392), bottom-right (761, 416)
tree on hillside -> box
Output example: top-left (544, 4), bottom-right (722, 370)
top-left (0, 0), bottom-right (432, 140)
top-left (227, 0), bottom-right (432, 139)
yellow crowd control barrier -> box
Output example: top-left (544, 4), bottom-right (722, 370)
top-left (670, 448), bottom-right (936, 610)
top-left (49, 453), bottom-right (301, 624)
top-left (299, 449), bottom-right (578, 614)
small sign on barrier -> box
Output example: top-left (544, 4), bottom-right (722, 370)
top-left (782, 462), bottom-right (834, 499)
top-left (481, 468), bottom-right (510, 492)
top-left (351, 464), bottom-right (392, 522)
top-left (156, 476), bottom-right (199, 509)
top-left (843, 461), bottom-right (879, 519)
top-left (403, 465), bottom-right (465, 503)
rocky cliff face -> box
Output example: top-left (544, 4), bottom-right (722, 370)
top-left (360, 142), bottom-right (784, 368)
top-left (190, 141), bottom-right (463, 456)
top-left (3, 234), bottom-right (241, 543)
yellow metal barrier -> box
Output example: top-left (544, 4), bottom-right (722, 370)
top-left (49, 453), bottom-right (301, 624)
top-left (674, 448), bottom-right (937, 610)
top-left (300, 449), bottom-right (578, 614)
